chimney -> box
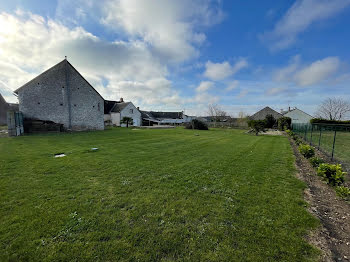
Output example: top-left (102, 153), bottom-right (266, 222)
top-left (137, 107), bottom-right (139, 110)
top-left (120, 97), bottom-right (124, 102)
top-left (288, 106), bottom-right (290, 112)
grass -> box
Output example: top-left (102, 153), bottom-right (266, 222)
top-left (0, 128), bottom-right (319, 261)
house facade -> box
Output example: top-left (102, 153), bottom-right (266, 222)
top-left (282, 108), bottom-right (313, 124)
top-left (14, 59), bottom-right (104, 131)
top-left (104, 99), bottom-right (141, 127)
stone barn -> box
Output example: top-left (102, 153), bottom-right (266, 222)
top-left (0, 93), bottom-right (9, 125)
top-left (14, 59), bottom-right (104, 131)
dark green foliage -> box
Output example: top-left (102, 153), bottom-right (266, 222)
top-left (121, 117), bottom-right (133, 128)
top-left (265, 114), bottom-right (276, 128)
top-left (317, 163), bottom-right (346, 186)
top-left (310, 118), bottom-right (350, 124)
top-left (309, 157), bottom-right (324, 168)
top-left (335, 186), bottom-right (350, 200)
top-left (248, 120), bottom-right (266, 135)
top-left (278, 117), bottom-right (291, 131)
top-left (298, 144), bottom-right (315, 159)
top-left (185, 119), bottom-right (208, 130)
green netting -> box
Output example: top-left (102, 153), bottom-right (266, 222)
top-left (292, 123), bottom-right (350, 165)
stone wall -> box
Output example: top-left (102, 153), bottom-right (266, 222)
top-left (17, 60), bottom-right (104, 131)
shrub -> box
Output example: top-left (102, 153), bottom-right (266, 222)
top-left (309, 157), bottom-right (325, 168)
top-left (317, 163), bottom-right (346, 186)
top-left (278, 117), bottom-right (291, 131)
top-left (265, 114), bottom-right (276, 128)
top-left (298, 144), bottom-right (315, 159)
top-left (335, 186), bottom-right (350, 200)
top-left (285, 129), bottom-right (292, 136)
top-left (248, 120), bottom-right (266, 135)
top-left (185, 119), bottom-right (208, 130)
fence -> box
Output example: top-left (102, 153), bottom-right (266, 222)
top-left (292, 123), bottom-right (350, 165)
top-left (207, 121), bottom-right (248, 129)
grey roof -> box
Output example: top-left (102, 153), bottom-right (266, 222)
top-left (14, 59), bottom-right (104, 100)
top-left (282, 107), bottom-right (313, 118)
top-left (250, 106), bottom-right (283, 120)
top-left (110, 102), bottom-right (131, 113)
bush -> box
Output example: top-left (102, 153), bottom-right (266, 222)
top-left (310, 118), bottom-right (350, 125)
top-left (298, 144), bottom-right (315, 159)
top-left (317, 163), bottom-right (346, 186)
top-left (278, 117), bottom-right (291, 131)
top-left (265, 114), bottom-right (276, 128)
top-left (248, 120), bottom-right (266, 135)
top-left (335, 186), bottom-right (350, 200)
top-left (309, 157), bottom-right (325, 168)
top-left (185, 119), bottom-right (208, 130)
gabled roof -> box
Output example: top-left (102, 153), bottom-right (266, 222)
top-left (0, 93), bottom-right (7, 105)
top-left (250, 106), bottom-right (283, 120)
top-left (14, 59), bottom-right (104, 100)
top-left (282, 107), bottom-right (313, 118)
top-left (111, 102), bottom-right (131, 113)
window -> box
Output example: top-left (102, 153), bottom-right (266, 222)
top-left (130, 109), bottom-right (133, 114)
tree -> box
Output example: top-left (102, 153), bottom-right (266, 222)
top-left (265, 114), bottom-right (276, 128)
top-left (248, 120), bottom-right (266, 135)
top-left (316, 98), bottom-right (350, 120)
top-left (121, 117), bottom-right (133, 128)
top-left (207, 104), bottom-right (227, 125)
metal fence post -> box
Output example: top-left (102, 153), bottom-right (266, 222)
top-left (310, 125), bottom-right (313, 145)
top-left (318, 127), bottom-right (322, 150)
top-left (304, 125), bottom-right (307, 141)
top-left (331, 129), bottom-right (337, 160)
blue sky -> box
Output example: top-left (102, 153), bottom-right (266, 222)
top-left (0, 0), bottom-right (349, 116)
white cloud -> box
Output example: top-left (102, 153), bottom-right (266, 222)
top-left (0, 11), bottom-right (180, 107)
top-left (204, 58), bottom-right (248, 81)
top-left (196, 81), bottom-right (214, 92)
top-left (100, 0), bottom-right (224, 63)
top-left (262, 0), bottom-right (350, 50)
top-left (225, 80), bottom-right (239, 91)
top-left (273, 55), bottom-right (301, 82)
top-left (237, 89), bottom-right (248, 99)
top-left (265, 87), bottom-right (288, 96)
top-left (294, 57), bottom-right (340, 86)
top-left (273, 55), bottom-right (341, 87)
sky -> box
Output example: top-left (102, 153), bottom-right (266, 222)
top-left (0, 0), bottom-right (349, 117)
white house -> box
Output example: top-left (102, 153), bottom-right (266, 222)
top-left (104, 99), bottom-right (141, 127)
top-left (282, 107), bottom-right (313, 124)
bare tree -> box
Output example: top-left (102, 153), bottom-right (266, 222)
top-left (316, 98), bottom-right (350, 120)
top-left (207, 104), bottom-right (227, 126)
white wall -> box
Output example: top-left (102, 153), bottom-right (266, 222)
top-left (120, 103), bottom-right (141, 127)
top-left (284, 109), bottom-right (312, 124)
top-left (111, 112), bottom-right (121, 126)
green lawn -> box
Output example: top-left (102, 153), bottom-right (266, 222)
top-left (0, 128), bottom-right (319, 261)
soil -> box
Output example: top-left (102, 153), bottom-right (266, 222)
top-left (289, 137), bottom-right (350, 261)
